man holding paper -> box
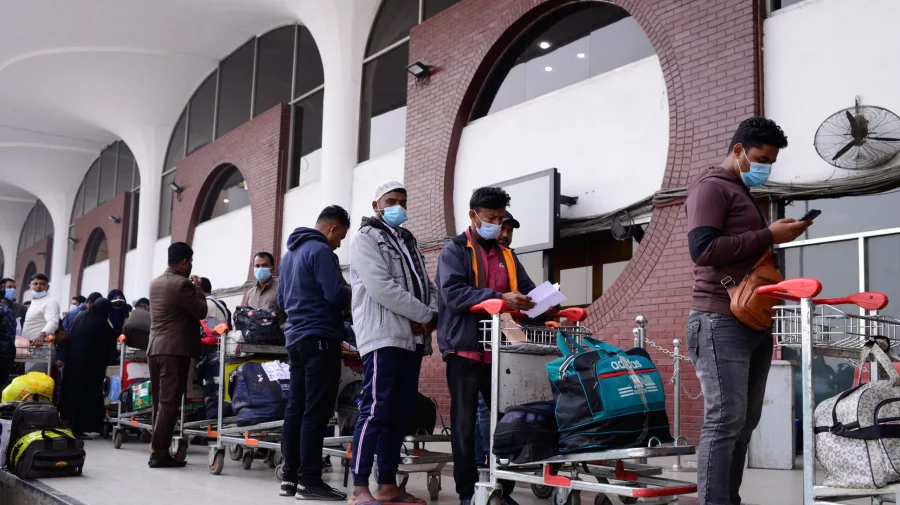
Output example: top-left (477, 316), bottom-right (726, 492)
top-left (436, 186), bottom-right (547, 505)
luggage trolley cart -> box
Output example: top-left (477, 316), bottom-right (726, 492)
top-left (110, 338), bottom-right (156, 450)
top-left (13, 340), bottom-right (53, 375)
top-left (758, 277), bottom-right (900, 505)
top-left (471, 300), bottom-right (697, 505)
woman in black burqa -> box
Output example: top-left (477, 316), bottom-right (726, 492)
top-left (58, 297), bottom-right (118, 439)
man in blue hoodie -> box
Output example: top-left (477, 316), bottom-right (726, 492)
top-left (278, 205), bottom-right (352, 501)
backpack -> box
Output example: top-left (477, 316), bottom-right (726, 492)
top-left (814, 342), bottom-right (900, 488)
top-left (547, 333), bottom-right (672, 452)
top-left (407, 393), bottom-right (437, 436)
top-left (196, 354), bottom-right (233, 420)
top-left (233, 307), bottom-right (284, 345)
top-left (337, 380), bottom-right (363, 436)
top-left (229, 362), bottom-right (289, 426)
top-left (8, 428), bottom-right (85, 479)
top-left (6, 394), bottom-right (59, 467)
top-left (492, 401), bottom-right (559, 464)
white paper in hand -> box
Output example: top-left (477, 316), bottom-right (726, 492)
top-left (523, 281), bottom-right (567, 318)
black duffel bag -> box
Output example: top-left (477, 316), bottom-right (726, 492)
top-left (492, 401), bottom-right (559, 464)
top-left (233, 307), bottom-right (284, 345)
top-left (9, 428), bottom-right (85, 479)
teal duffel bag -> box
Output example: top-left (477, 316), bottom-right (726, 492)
top-left (547, 333), bottom-right (672, 452)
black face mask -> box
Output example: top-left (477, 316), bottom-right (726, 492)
top-left (112, 300), bottom-right (126, 309)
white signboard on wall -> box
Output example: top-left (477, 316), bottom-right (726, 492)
top-left (489, 168), bottom-right (559, 254)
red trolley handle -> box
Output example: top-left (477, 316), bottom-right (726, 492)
top-left (756, 278), bottom-right (889, 310)
top-left (469, 299), bottom-right (588, 323)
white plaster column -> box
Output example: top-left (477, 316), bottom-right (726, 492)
top-left (45, 196), bottom-right (73, 304)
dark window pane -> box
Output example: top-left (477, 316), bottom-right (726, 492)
top-left (255, 26), bottom-right (295, 117)
top-left (165, 110), bottom-right (187, 172)
top-left (782, 241), bottom-right (858, 299)
top-left (217, 40), bottom-right (254, 137)
top-left (424, 0), bottom-right (461, 20)
top-left (359, 42), bottom-right (408, 162)
top-left (116, 142), bottom-right (135, 195)
top-left (290, 91), bottom-right (324, 188)
top-left (24, 209), bottom-right (34, 248)
top-left (71, 183), bottom-right (84, 224)
top-left (83, 159), bottom-right (100, 214)
top-left (159, 172), bottom-right (175, 238)
top-left (772, 0), bottom-right (805, 11)
top-left (187, 71), bottom-right (217, 154)
top-left (868, 234), bottom-right (900, 320)
top-left (200, 166), bottom-right (251, 222)
top-left (86, 232), bottom-right (109, 266)
top-left (99, 144), bottom-right (117, 204)
top-left (66, 226), bottom-right (74, 274)
top-left (295, 26), bottom-right (324, 99)
top-left (17, 222), bottom-right (25, 252)
top-left (129, 190), bottom-right (140, 251)
top-left (132, 165), bottom-right (141, 189)
top-left (784, 193), bottom-right (900, 241)
top-left (365, 0), bottom-right (417, 57)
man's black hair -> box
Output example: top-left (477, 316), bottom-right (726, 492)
top-left (200, 277), bottom-right (212, 294)
top-left (254, 251), bottom-right (276, 266)
top-left (316, 205), bottom-right (351, 229)
top-left (469, 187), bottom-right (511, 212)
top-left (0, 278), bottom-right (10, 285)
top-left (728, 116), bottom-right (788, 152)
top-left (135, 297), bottom-right (150, 308)
top-left (31, 273), bottom-right (48, 283)
top-left (73, 295), bottom-right (86, 304)
top-left (87, 292), bottom-right (103, 304)
top-left (168, 241), bottom-right (194, 266)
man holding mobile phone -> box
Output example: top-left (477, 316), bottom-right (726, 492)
top-left (685, 116), bottom-right (812, 505)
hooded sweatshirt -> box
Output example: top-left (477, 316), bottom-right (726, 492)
top-left (685, 166), bottom-right (774, 316)
top-left (278, 227), bottom-right (350, 346)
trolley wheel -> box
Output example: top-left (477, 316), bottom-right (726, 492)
top-left (396, 473), bottom-right (409, 489)
top-left (172, 439), bottom-right (189, 462)
top-left (101, 423), bottom-right (111, 439)
top-left (113, 429), bottom-right (125, 449)
top-left (266, 452), bottom-right (277, 469)
top-left (274, 452), bottom-right (283, 466)
top-left (275, 463), bottom-right (284, 481)
top-left (593, 496), bottom-right (612, 505)
top-left (209, 448), bottom-right (225, 475)
top-left (531, 483), bottom-right (553, 499)
top-left (551, 488), bottom-right (580, 505)
top-left (428, 475), bottom-right (441, 501)
top-left (229, 444), bottom-right (244, 461)
top-left (242, 451), bottom-right (254, 470)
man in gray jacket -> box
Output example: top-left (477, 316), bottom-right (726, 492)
top-left (349, 181), bottom-right (438, 505)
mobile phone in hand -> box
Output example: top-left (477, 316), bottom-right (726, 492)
top-left (800, 209), bottom-right (821, 222)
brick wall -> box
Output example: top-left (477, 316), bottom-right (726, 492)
top-left (171, 104), bottom-right (290, 279)
top-left (405, 0), bottom-right (762, 442)
top-left (70, 191), bottom-right (131, 297)
top-left (15, 237), bottom-right (52, 298)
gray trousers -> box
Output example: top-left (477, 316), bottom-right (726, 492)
top-left (687, 311), bottom-right (773, 505)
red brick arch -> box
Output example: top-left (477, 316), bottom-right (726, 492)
top-left (405, 0), bottom-right (762, 440)
top-left (70, 191), bottom-right (131, 298)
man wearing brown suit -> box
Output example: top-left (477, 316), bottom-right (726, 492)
top-left (147, 242), bottom-right (208, 468)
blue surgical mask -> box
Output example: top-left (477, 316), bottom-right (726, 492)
top-left (254, 267), bottom-right (272, 282)
top-left (31, 290), bottom-right (47, 299)
top-left (474, 214), bottom-right (502, 241)
top-left (740, 150), bottom-right (772, 188)
top-left (381, 205), bottom-right (408, 227)
top-left (4, 288), bottom-right (14, 301)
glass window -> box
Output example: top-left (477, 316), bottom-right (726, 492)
top-left (165, 110), bottom-right (187, 172)
top-left (66, 225), bottom-right (74, 274)
top-left (199, 166), bottom-right (251, 222)
top-left (783, 193), bottom-right (900, 241)
top-left (772, 0), bottom-right (805, 11)
top-left (781, 241), bottom-right (859, 299)
top-left (128, 190), bottom-right (140, 251)
top-left (86, 231), bottom-right (109, 266)
top-left (83, 160), bottom-right (100, 214)
top-left (255, 26), bottom-right (295, 117)
top-left (133, 166), bottom-right (141, 190)
top-left (99, 145), bottom-right (117, 204)
top-left (867, 234), bottom-right (900, 320)
top-left (72, 183), bottom-right (84, 223)
top-left (23, 209), bottom-right (34, 249)
top-left (365, 0), bottom-right (418, 58)
top-left (471, 3), bottom-right (654, 119)
top-left (187, 71), bottom-right (217, 154)
top-left (17, 224), bottom-right (25, 253)
top-left (553, 230), bottom-right (634, 306)
top-left (290, 91), bottom-right (324, 188)
top-left (217, 40), bottom-right (254, 138)
top-left (159, 172), bottom-right (175, 239)
top-left (295, 26), bottom-right (324, 99)
top-left (359, 42), bottom-right (409, 162)
top-left (424, 0), bottom-right (462, 20)
top-left (116, 142), bottom-right (135, 195)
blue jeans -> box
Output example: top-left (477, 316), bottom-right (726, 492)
top-left (474, 392), bottom-right (490, 467)
top-left (687, 311), bottom-right (772, 505)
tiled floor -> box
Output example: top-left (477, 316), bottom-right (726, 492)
top-left (39, 440), bottom-right (870, 505)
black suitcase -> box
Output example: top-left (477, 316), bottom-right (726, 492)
top-left (9, 428), bottom-right (85, 479)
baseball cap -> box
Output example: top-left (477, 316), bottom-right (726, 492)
top-left (502, 211), bottom-right (520, 228)
top-left (374, 180), bottom-right (406, 200)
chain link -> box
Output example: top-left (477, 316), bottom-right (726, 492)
top-left (643, 337), bottom-right (703, 399)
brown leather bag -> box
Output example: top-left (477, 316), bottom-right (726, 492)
top-left (723, 249), bottom-right (783, 331)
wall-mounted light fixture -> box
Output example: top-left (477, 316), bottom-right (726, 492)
top-left (406, 62), bottom-right (434, 82)
top-left (109, 215), bottom-right (121, 224)
top-left (168, 181), bottom-right (183, 194)
top-left (67, 237), bottom-right (78, 244)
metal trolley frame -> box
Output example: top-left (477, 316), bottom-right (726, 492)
top-left (761, 278), bottom-right (900, 505)
top-left (13, 340), bottom-right (53, 376)
top-left (109, 341), bottom-right (161, 452)
top-left (471, 300), bottom-right (697, 505)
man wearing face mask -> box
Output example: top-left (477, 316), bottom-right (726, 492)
top-left (21, 273), bottom-right (59, 347)
top-left (277, 206), bottom-right (351, 500)
top-left (147, 242), bottom-right (208, 468)
top-left (347, 181), bottom-right (438, 505)
top-left (242, 251), bottom-right (284, 326)
top-left (685, 116), bottom-right (810, 505)
top-left (436, 186), bottom-right (541, 505)
top-left (2, 278), bottom-right (27, 325)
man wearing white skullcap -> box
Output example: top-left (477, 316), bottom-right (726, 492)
top-left (348, 180), bottom-right (438, 505)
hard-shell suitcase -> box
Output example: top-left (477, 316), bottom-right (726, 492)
top-left (9, 428), bottom-right (85, 479)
